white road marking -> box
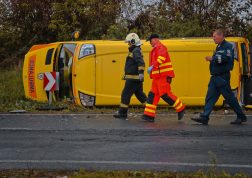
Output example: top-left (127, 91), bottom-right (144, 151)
top-left (0, 160), bottom-right (252, 168)
top-left (0, 128), bottom-right (45, 130)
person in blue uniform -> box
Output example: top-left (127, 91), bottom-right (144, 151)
top-left (113, 33), bottom-right (147, 118)
top-left (191, 29), bottom-right (247, 125)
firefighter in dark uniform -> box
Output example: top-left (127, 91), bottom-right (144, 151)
top-left (141, 34), bottom-right (186, 122)
top-left (113, 33), bottom-right (147, 118)
top-left (191, 29), bottom-right (247, 125)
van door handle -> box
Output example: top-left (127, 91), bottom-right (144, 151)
top-left (73, 74), bottom-right (77, 77)
top-left (112, 60), bottom-right (116, 63)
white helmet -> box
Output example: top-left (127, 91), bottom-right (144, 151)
top-left (125, 33), bottom-right (140, 45)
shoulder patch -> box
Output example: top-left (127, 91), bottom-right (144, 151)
top-left (227, 49), bottom-right (231, 56)
top-left (227, 49), bottom-right (231, 55)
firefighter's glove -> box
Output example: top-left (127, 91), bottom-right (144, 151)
top-left (147, 65), bottom-right (153, 74)
top-left (139, 74), bottom-right (144, 82)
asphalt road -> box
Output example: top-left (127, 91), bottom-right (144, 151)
top-left (0, 112), bottom-right (251, 175)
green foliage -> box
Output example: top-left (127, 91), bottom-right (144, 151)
top-left (207, 151), bottom-right (218, 175)
top-left (0, 65), bottom-right (76, 112)
top-left (49, 0), bottom-right (121, 41)
top-left (102, 23), bottom-right (129, 40)
top-left (244, 26), bottom-right (252, 43)
top-left (0, 65), bottom-right (26, 111)
top-left (49, 0), bottom-right (87, 41)
top-left (155, 18), bottom-right (172, 39)
top-left (169, 12), bottom-right (202, 37)
top-left (0, 0), bottom-right (55, 68)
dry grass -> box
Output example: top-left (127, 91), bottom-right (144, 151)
top-left (0, 169), bottom-right (251, 178)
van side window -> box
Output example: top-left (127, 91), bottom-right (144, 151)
top-left (45, 48), bottom-right (54, 65)
top-left (241, 43), bottom-right (249, 75)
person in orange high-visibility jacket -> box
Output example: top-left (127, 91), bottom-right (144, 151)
top-left (141, 34), bottom-right (186, 122)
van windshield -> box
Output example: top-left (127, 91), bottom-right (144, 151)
top-left (56, 43), bottom-right (77, 100)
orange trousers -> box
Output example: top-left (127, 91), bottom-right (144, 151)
top-left (144, 77), bottom-right (185, 118)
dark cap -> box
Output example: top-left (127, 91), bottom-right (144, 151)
top-left (146, 34), bottom-right (159, 41)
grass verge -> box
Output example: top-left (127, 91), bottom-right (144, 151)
top-left (0, 169), bottom-right (251, 178)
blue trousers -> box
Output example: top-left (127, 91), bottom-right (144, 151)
top-left (201, 75), bottom-right (247, 121)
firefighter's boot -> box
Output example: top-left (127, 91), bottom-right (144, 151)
top-left (113, 107), bottom-right (127, 118)
top-left (178, 107), bottom-right (186, 120)
top-left (141, 114), bottom-right (154, 122)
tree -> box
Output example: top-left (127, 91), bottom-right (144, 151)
top-left (155, 0), bottom-right (252, 37)
top-left (0, 0), bottom-right (54, 67)
top-left (49, 0), bottom-right (122, 40)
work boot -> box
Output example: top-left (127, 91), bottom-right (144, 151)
top-left (113, 113), bottom-right (127, 118)
top-left (141, 114), bottom-right (154, 122)
top-left (191, 117), bottom-right (208, 125)
top-left (114, 107), bottom-right (127, 119)
top-left (230, 118), bottom-right (247, 124)
top-left (178, 107), bottom-right (186, 120)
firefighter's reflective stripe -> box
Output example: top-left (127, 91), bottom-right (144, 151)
top-left (145, 108), bottom-right (155, 113)
top-left (172, 99), bottom-right (179, 108)
top-left (138, 66), bottom-right (145, 70)
top-left (152, 67), bottom-right (174, 74)
top-left (146, 103), bottom-right (157, 109)
top-left (175, 102), bottom-right (183, 110)
top-left (159, 62), bottom-right (172, 67)
top-left (124, 75), bottom-right (139, 79)
top-left (144, 104), bottom-right (156, 117)
top-left (120, 103), bottom-right (128, 108)
top-left (128, 53), bottom-right (133, 58)
top-left (157, 56), bottom-right (166, 64)
top-left (173, 98), bottom-right (183, 110)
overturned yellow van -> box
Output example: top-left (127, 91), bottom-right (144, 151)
top-left (23, 36), bottom-right (252, 108)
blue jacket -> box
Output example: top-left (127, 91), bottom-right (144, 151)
top-left (210, 39), bottom-right (234, 78)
